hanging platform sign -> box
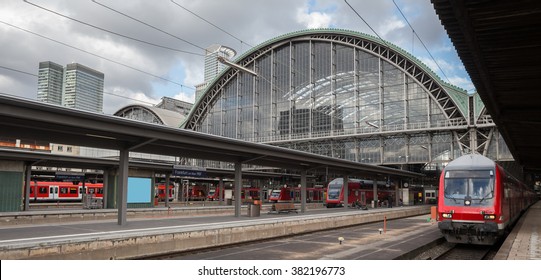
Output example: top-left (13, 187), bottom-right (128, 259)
top-left (55, 171), bottom-right (85, 181)
top-left (172, 165), bottom-right (207, 177)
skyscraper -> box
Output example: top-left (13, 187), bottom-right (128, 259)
top-left (62, 63), bottom-right (104, 113)
top-left (37, 61), bottom-right (104, 113)
top-left (37, 61), bottom-right (64, 106)
top-left (195, 45), bottom-right (236, 100)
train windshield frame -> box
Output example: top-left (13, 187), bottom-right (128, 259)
top-left (270, 189), bottom-right (281, 198)
top-left (443, 170), bottom-right (494, 206)
top-left (327, 180), bottom-right (342, 200)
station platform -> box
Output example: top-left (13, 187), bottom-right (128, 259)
top-left (0, 204), bottom-right (432, 260)
top-left (1, 201), bottom-right (539, 260)
top-left (494, 200), bottom-right (541, 260)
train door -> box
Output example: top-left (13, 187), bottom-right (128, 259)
top-left (49, 185), bottom-right (58, 200)
top-left (294, 189), bottom-right (301, 202)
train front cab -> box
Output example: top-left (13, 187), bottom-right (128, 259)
top-left (438, 166), bottom-right (502, 245)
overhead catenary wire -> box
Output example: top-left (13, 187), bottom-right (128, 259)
top-left (0, 20), bottom-right (195, 90)
top-left (169, 0), bottom-right (254, 48)
top-left (392, 0), bottom-right (451, 84)
top-left (23, 0), bottom-right (203, 56)
top-left (91, 0), bottom-right (206, 51)
top-left (345, 0), bottom-right (452, 85)
top-left (343, 0), bottom-right (392, 50)
top-left (0, 65), bottom-right (38, 77)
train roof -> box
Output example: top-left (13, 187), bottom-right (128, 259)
top-left (445, 154), bottom-right (495, 170)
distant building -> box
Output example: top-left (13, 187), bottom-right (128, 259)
top-left (155, 96), bottom-right (192, 117)
top-left (62, 63), bottom-right (104, 113)
top-left (37, 61), bottom-right (104, 113)
top-left (194, 45), bottom-right (236, 101)
top-left (37, 61), bottom-right (64, 106)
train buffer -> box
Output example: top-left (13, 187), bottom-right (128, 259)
top-left (268, 202), bottom-right (298, 214)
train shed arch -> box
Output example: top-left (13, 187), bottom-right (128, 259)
top-left (183, 29), bottom-right (510, 168)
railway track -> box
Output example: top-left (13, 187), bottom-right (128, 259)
top-left (413, 241), bottom-right (502, 260)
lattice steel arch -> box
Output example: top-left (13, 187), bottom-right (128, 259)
top-left (183, 29), bottom-right (468, 130)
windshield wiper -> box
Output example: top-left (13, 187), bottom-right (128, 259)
top-left (478, 191), bottom-right (493, 203)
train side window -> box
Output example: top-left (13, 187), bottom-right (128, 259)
top-left (39, 187), bottom-right (47, 194)
top-left (60, 188), bottom-right (68, 194)
top-left (70, 187), bottom-right (77, 194)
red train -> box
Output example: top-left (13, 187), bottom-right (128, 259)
top-left (207, 187), bottom-right (260, 202)
top-left (155, 184), bottom-right (175, 202)
top-left (325, 178), bottom-right (393, 208)
top-left (269, 186), bottom-right (292, 202)
top-left (28, 181), bottom-right (103, 202)
top-left (437, 154), bottom-right (537, 245)
top-left (269, 186), bottom-right (325, 203)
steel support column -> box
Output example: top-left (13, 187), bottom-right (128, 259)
top-left (373, 179), bottom-right (378, 208)
top-left (300, 170), bottom-right (307, 213)
top-left (24, 162), bottom-right (31, 211)
top-left (343, 176), bottom-right (349, 208)
top-left (234, 162), bottom-right (242, 217)
top-left (117, 148), bottom-right (128, 226)
top-left (165, 173), bottom-right (170, 208)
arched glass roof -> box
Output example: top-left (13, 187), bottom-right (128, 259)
top-left (182, 29), bottom-right (507, 166)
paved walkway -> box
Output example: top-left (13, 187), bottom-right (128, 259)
top-left (496, 200), bottom-right (541, 260)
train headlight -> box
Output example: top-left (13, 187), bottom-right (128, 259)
top-left (483, 214), bottom-right (496, 220)
top-left (442, 213), bottom-right (453, 218)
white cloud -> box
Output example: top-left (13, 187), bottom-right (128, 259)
top-left (378, 17), bottom-right (406, 37)
top-left (448, 76), bottom-right (475, 92)
top-left (296, 5), bottom-right (333, 29)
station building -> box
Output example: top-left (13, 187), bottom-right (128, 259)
top-left (182, 29), bottom-right (513, 180)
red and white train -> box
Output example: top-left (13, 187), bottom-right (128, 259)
top-left (28, 181), bottom-right (104, 202)
top-left (155, 184), bottom-right (175, 202)
top-left (325, 178), bottom-right (394, 208)
top-left (29, 181), bottom-right (177, 202)
top-left (437, 154), bottom-right (537, 245)
top-left (268, 186), bottom-right (325, 203)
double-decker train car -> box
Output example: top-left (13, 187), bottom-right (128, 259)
top-left (268, 185), bottom-right (326, 203)
top-left (29, 181), bottom-right (103, 202)
top-left (438, 154), bottom-right (537, 245)
top-left (325, 178), bottom-right (393, 208)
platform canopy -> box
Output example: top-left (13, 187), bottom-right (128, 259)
top-left (432, 0), bottom-right (541, 171)
top-left (0, 94), bottom-right (422, 179)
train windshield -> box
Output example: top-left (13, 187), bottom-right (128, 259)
top-left (444, 170), bottom-right (494, 206)
top-left (327, 180), bottom-right (342, 200)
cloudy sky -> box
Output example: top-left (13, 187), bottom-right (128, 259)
top-left (0, 0), bottom-right (473, 114)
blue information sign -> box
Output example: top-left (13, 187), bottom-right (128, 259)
top-left (172, 165), bottom-right (207, 177)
